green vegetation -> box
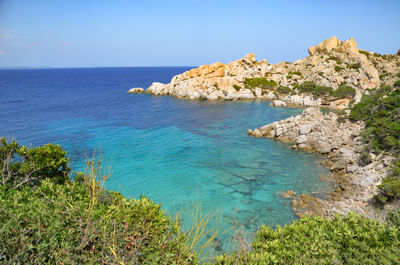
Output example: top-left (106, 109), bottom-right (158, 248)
top-left (346, 63), bottom-right (361, 70)
top-left (216, 214), bottom-right (400, 264)
top-left (276, 85), bottom-right (296, 95)
top-left (286, 71), bottom-right (302, 79)
top-left (394, 79), bottom-right (400, 87)
top-left (318, 71), bottom-right (325, 77)
top-left (1, 137), bottom-right (400, 264)
top-left (292, 81), bottom-right (356, 99)
top-left (0, 137), bottom-right (70, 189)
top-left (380, 73), bottom-right (390, 80)
top-left (326, 56), bottom-right (342, 64)
top-left (232, 84), bottom-right (241, 92)
top-left (335, 65), bottom-right (344, 72)
top-left (244, 78), bottom-right (276, 89)
top-left (349, 84), bottom-right (400, 202)
top-left (331, 84), bottom-right (356, 98)
top-left (0, 139), bottom-right (197, 264)
top-left (359, 50), bottom-right (370, 56)
top-left (294, 81), bottom-right (332, 99)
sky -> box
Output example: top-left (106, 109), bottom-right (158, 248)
top-left (0, 0), bottom-right (399, 67)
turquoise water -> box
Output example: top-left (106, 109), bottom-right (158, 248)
top-left (0, 67), bottom-right (332, 252)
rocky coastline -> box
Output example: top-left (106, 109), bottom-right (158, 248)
top-left (133, 36), bottom-right (399, 111)
top-left (248, 107), bottom-right (397, 219)
top-left (128, 36), bottom-right (400, 220)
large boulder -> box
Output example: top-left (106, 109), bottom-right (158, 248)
top-left (308, 36), bottom-right (358, 56)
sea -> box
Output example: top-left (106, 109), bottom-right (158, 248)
top-left (0, 67), bottom-right (332, 252)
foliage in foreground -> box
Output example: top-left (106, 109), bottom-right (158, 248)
top-left (0, 137), bottom-right (70, 189)
top-left (0, 139), bottom-right (195, 264)
top-left (1, 139), bottom-right (400, 264)
top-left (215, 214), bottom-right (400, 265)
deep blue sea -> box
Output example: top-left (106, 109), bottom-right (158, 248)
top-left (0, 67), bottom-right (332, 252)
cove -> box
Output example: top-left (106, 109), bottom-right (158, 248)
top-left (0, 67), bottom-right (332, 252)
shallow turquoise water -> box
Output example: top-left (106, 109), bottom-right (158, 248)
top-left (0, 67), bottom-right (332, 252)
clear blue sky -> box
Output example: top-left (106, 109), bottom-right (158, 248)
top-left (0, 0), bottom-right (399, 67)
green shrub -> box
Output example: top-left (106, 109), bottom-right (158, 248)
top-left (380, 73), bottom-right (390, 80)
top-left (331, 84), bottom-right (356, 98)
top-left (359, 50), bottom-right (370, 56)
top-left (359, 151), bottom-right (372, 166)
top-left (394, 79), bottom-right (400, 87)
top-left (349, 84), bottom-right (400, 202)
top-left (335, 65), bottom-right (344, 72)
top-left (326, 56), bottom-right (342, 64)
top-left (286, 71), bottom-right (302, 79)
top-left (346, 63), bottom-right (361, 70)
top-left (337, 116), bottom-right (346, 123)
top-left (244, 78), bottom-right (276, 89)
top-left (232, 84), bottom-right (241, 92)
top-left (216, 214), bottom-right (400, 264)
top-left (0, 151), bottom-right (196, 264)
top-left (0, 137), bottom-right (70, 189)
top-left (349, 87), bottom-right (400, 152)
top-left (397, 72), bottom-right (400, 78)
top-left (295, 81), bottom-right (332, 99)
top-left (318, 72), bottom-right (325, 77)
top-left (277, 85), bottom-right (296, 95)
top-left (378, 175), bottom-right (400, 200)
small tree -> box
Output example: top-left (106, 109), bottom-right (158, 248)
top-left (0, 137), bottom-right (70, 189)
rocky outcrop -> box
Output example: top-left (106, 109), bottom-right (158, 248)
top-left (128, 87), bottom-right (144, 94)
top-left (248, 108), bottom-right (395, 219)
top-left (141, 37), bottom-right (399, 109)
top-left (308, 36), bottom-right (358, 56)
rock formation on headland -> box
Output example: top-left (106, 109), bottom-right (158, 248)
top-left (143, 36), bottom-right (400, 109)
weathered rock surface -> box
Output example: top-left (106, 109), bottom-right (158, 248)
top-left (141, 37), bottom-right (399, 109)
top-left (128, 87), bottom-right (144, 93)
top-left (249, 107), bottom-right (393, 219)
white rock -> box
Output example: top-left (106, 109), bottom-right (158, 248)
top-left (128, 87), bottom-right (144, 93)
top-left (299, 124), bottom-right (313, 135)
top-left (295, 135), bottom-right (308, 144)
top-left (271, 100), bottom-right (287, 107)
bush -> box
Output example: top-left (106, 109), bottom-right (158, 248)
top-left (349, 84), bottom-right (400, 202)
top-left (286, 71), bottom-right (302, 79)
top-left (346, 63), bottom-right (361, 70)
top-left (295, 81), bottom-right (332, 99)
top-left (380, 73), bottom-right (390, 80)
top-left (331, 84), bottom-right (356, 98)
top-left (394, 79), bottom-right (400, 88)
top-left (0, 137), bottom-right (70, 189)
top-left (349, 86), bottom-right (400, 152)
top-left (244, 78), bottom-right (276, 89)
top-left (232, 84), bottom-right (241, 92)
top-left (276, 85), bottom-right (296, 95)
top-left (326, 56), bottom-right (342, 64)
top-left (0, 152), bottom-right (196, 264)
top-left (335, 65), bottom-right (344, 72)
top-left (359, 151), bottom-right (372, 166)
top-left (216, 214), bottom-right (400, 264)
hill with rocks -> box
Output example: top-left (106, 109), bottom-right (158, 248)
top-left (141, 36), bottom-right (399, 109)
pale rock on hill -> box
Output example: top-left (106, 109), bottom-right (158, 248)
top-left (144, 36), bottom-right (399, 109)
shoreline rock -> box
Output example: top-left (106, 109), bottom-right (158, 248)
top-left (249, 107), bottom-right (397, 220)
top-left (128, 87), bottom-right (144, 94)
